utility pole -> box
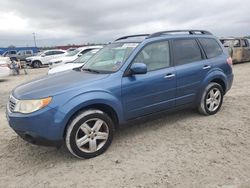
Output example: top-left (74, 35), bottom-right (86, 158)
top-left (32, 32), bottom-right (37, 47)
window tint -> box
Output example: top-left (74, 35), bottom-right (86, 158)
top-left (133, 41), bottom-right (170, 71)
top-left (53, 51), bottom-right (65, 55)
top-left (199, 38), bottom-right (223, 58)
top-left (26, 50), bottom-right (32, 55)
top-left (80, 49), bottom-right (92, 55)
top-left (173, 39), bottom-right (202, 65)
top-left (10, 51), bottom-right (17, 55)
top-left (44, 51), bottom-right (54, 56)
top-left (241, 39), bottom-right (247, 47)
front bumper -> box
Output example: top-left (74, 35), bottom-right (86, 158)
top-left (25, 59), bottom-right (32, 66)
top-left (6, 105), bottom-right (66, 147)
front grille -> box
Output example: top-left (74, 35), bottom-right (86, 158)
top-left (8, 95), bottom-right (17, 112)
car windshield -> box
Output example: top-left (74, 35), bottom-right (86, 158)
top-left (82, 43), bottom-right (138, 73)
top-left (70, 49), bottom-right (100, 64)
top-left (66, 49), bottom-right (80, 56)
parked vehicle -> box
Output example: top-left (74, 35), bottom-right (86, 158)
top-left (48, 49), bottom-right (100, 74)
top-left (16, 50), bottom-right (35, 61)
top-left (220, 37), bottom-right (250, 63)
top-left (25, 49), bottom-right (67, 68)
top-left (6, 30), bottom-right (233, 159)
top-left (0, 57), bottom-right (11, 77)
top-left (48, 46), bottom-right (103, 68)
top-left (2, 50), bottom-right (18, 61)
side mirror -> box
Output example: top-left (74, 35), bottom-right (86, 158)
top-left (78, 54), bottom-right (82, 57)
top-left (41, 54), bottom-right (45, 57)
top-left (130, 63), bottom-right (147, 75)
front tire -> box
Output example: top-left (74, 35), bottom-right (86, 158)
top-left (32, 61), bottom-right (42, 68)
top-left (198, 83), bottom-right (224, 115)
top-left (65, 109), bottom-right (114, 159)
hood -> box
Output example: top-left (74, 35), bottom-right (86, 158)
top-left (48, 63), bottom-right (83, 74)
top-left (13, 70), bottom-right (110, 99)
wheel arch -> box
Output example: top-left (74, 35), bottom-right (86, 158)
top-left (62, 103), bottom-right (120, 138)
top-left (196, 70), bottom-right (228, 105)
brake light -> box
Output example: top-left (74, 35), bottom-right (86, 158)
top-left (0, 64), bottom-right (8, 67)
top-left (227, 57), bottom-right (233, 68)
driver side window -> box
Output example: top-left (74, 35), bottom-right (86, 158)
top-left (132, 41), bottom-right (170, 71)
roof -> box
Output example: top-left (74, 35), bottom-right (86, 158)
top-left (114, 30), bottom-right (213, 43)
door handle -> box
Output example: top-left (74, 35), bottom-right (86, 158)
top-left (203, 65), bottom-right (211, 70)
top-left (164, 73), bottom-right (175, 78)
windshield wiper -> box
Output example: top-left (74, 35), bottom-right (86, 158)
top-left (82, 68), bottom-right (100, 73)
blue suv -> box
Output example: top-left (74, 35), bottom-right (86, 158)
top-left (6, 30), bottom-right (233, 158)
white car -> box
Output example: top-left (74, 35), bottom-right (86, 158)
top-left (26, 49), bottom-right (67, 68)
top-left (0, 57), bottom-right (11, 77)
top-left (48, 49), bottom-right (100, 74)
top-left (48, 46), bottom-right (103, 68)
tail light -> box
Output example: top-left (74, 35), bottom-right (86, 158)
top-left (0, 63), bottom-right (9, 68)
top-left (227, 57), bottom-right (233, 68)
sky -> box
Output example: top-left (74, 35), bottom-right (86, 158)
top-left (0, 0), bottom-right (249, 47)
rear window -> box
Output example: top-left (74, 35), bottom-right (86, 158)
top-left (199, 38), bottom-right (223, 58)
top-left (173, 39), bottom-right (202, 65)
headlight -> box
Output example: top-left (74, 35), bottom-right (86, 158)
top-left (13, 97), bottom-right (52, 114)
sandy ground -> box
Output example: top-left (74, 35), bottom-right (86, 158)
top-left (0, 64), bottom-right (250, 188)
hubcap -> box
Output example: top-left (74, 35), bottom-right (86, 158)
top-left (75, 118), bottom-right (109, 153)
top-left (206, 88), bottom-right (221, 112)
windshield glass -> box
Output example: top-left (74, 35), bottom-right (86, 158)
top-left (70, 49), bottom-right (100, 64)
top-left (66, 49), bottom-right (80, 56)
top-left (82, 43), bottom-right (138, 73)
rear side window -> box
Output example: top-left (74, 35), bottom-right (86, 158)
top-left (26, 50), bottom-right (32, 55)
top-left (53, 51), bottom-right (65, 55)
top-left (241, 39), bottom-right (248, 47)
top-left (199, 38), bottom-right (223, 58)
top-left (173, 39), bottom-right (202, 65)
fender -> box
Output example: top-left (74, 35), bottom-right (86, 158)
top-left (196, 69), bottom-right (227, 104)
top-left (53, 90), bottom-right (124, 137)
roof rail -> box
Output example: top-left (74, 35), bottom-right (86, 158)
top-left (147, 30), bottom-right (212, 39)
top-left (115, 34), bottom-right (149, 41)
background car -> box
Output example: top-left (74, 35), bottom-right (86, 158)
top-left (48, 45), bottom-right (103, 68)
top-left (2, 50), bottom-right (18, 61)
top-left (25, 49), bottom-right (67, 68)
top-left (0, 57), bottom-right (11, 77)
top-left (220, 37), bottom-right (250, 63)
top-left (48, 49), bottom-right (100, 74)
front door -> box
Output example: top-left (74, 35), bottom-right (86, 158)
top-left (122, 40), bottom-right (176, 120)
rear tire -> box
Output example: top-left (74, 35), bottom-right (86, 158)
top-left (32, 61), bottom-right (42, 68)
top-left (198, 83), bottom-right (224, 115)
top-left (65, 109), bottom-right (114, 159)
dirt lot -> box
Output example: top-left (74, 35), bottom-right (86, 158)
top-left (0, 64), bottom-right (250, 188)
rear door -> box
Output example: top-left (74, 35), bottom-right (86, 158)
top-left (122, 40), bottom-right (176, 120)
top-left (172, 38), bottom-right (207, 106)
top-left (241, 39), bottom-right (250, 61)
